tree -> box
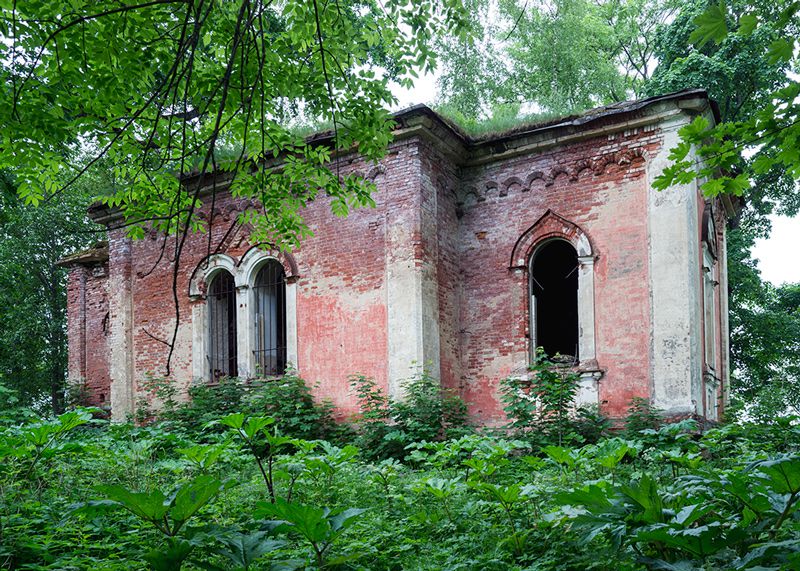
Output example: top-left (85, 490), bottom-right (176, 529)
top-left (435, 0), bottom-right (673, 119)
top-left (647, 0), bottom-right (800, 416)
top-left (0, 0), bottom-right (465, 374)
top-left (651, 0), bottom-right (800, 198)
top-left (0, 171), bottom-right (97, 412)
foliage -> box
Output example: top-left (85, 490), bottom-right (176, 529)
top-left (0, 0), bottom-right (465, 251)
top-left (161, 373), bottom-right (341, 442)
top-left (0, 171), bottom-right (97, 413)
top-left (436, 0), bottom-right (674, 119)
top-left (246, 373), bottom-right (341, 442)
top-left (1, 405), bottom-right (799, 570)
top-left (349, 371), bottom-right (471, 459)
top-left (255, 499), bottom-right (366, 568)
top-left (644, 0), bottom-right (800, 417)
top-left (625, 397), bottom-right (663, 435)
top-left (500, 349), bottom-right (596, 446)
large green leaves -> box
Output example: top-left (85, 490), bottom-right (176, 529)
top-left (255, 498), bottom-right (366, 567)
top-left (688, 0), bottom-right (729, 46)
top-left (97, 475), bottom-right (223, 536)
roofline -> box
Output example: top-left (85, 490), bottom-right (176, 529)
top-left (56, 241), bottom-right (109, 268)
top-left (88, 89), bottom-right (719, 225)
top-left (307, 88), bottom-right (718, 148)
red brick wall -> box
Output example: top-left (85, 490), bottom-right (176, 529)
top-left (110, 139), bottom-right (428, 416)
top-left (73, 118), bottom-right (723, 423)
top-left (66, 264), bottom-right (111, 407)
top-left (458, 128), bottom-right (663, 420)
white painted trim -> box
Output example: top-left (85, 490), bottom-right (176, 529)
top-left (240, 252), bottom-right (296, 378)
top-left (286, 280), bottom-right (298, 369)
top-left (191, 300), bottom-right (207, 383)
top-left (189, 254), bottom-right (236, 297)
top-left (236, 283), bottom-right (250, 379)
top-left (191, 251), bottom-right (298, 382)
top-left (577, 255), bottom-right (597, 365)
top-left (189, 254), bottom-right (237, 382)
top-left (646, 116), bottom-right (704, 415)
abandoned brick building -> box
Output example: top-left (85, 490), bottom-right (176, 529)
top-left (60, 89), bottom-right (735, 423)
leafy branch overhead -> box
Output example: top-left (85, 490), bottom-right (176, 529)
top-left (654, 0), bottom-right (800, 196)
top-left (0, 0), bottom-right (466, 248)
top-left (0, 0), bottom-right (466, 375)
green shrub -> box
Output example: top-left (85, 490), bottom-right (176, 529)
top-left (349, 372), bottom-right (471, 460)
top-left (169, 376), bottom-right (247, 431)
top-left (624, 396), bottom-right (661, 435)
top-left (166, 373), bottom-right (342, 441)
top-left (391, 371), bottom-right (470, 443)
top-left (246, 372), bottom-right (342, 441)
top-left (500, 349), bottom-right (588, 446)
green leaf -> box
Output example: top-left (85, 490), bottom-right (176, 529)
top-left (96, 485), bottom-right (170, 524)
top-left (688, 1), bottom-right (728, 46)
top-left (328, 507), bottom-right (367, 533)
top-left (767, 38), bottom-right (794, 64)
top-left (143, 540), bottom-right (194, 571)
top-left (213, 531), bottom-right (285, 569)
top-left (753, 455), bottom-right (800, 495)
top-left (220, 413), bottom-right (246, 430)
top-left (737, 13), bottom-right (757, 36)
top-left (170, 475), bottom-right (223, 527)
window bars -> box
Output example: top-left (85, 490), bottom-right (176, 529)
top-left (208, 271), bottom-right (237, 380)
top-left (253, 260), bottom-right (287, 377)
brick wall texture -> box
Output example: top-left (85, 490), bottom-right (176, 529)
top-left (64, 95), bottom-right (729, 423)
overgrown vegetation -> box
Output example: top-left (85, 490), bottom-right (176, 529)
top-left (1, 373), bottom-right (799, 570)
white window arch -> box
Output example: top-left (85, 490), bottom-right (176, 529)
top-left (511, 210), bottom-right (601, 406)
top-left (190, 250), bottom-right (299, 382)
top-left (189, 254), bottom-right (239, 382)
top-left (238, 248), bottom-right (298, 378)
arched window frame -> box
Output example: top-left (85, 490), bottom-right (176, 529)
top-left (189, 254), bottom-right (238, 382)
top-left (238, 247), bottom-right (298, 378)
top-left (510, 210), bottom-right (601, 406)
top-left (189, 250), bottom-right (299, 382)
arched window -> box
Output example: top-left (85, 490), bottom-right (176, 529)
top-left (208, 270), bottom-right (237, 380)
top-left (253, 260), bottom-right (286, 376)
top-left (529, 240), bottom-right (579, 361)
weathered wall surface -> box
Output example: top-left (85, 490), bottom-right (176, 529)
top-left (66, 263), bottom-right (111, 407)
top-left (101, 139), bottom-right (428, 419)
top-left (458, 126), bottom-right (663, 421)
top-left (70, 94), bottom-right (730, 424)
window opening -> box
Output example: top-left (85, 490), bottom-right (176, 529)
top-left (703, 246), bottom-right (717, 372)
top-left (253, 260), bottom-right (286, 376)
top-left (208, 271), bottom-right (237, 380)
top-left (530, 240), bottom-right (579, 361)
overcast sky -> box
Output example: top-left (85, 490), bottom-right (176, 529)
top-left (390, 73), bottom-right (800, 287)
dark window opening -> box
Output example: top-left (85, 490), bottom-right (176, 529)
top-left (208, 271), bottom-right (237, 380)
top-left (530, 240), bottom-right (579, 361)
top-left (253, 261), bottom-right (286, 376)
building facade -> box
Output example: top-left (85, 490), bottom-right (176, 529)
top-left (60, 89), bottom-right (735, 423)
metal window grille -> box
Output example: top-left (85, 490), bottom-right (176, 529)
top-left (207, 271), bottom-right (237, 381)
top-left (253, 261), bottom-right (286, 377)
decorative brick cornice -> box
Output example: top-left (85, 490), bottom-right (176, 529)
top-left (470, 147), bottom-right (647, 205)
top-left (509, 209), bottom-right (594, 269)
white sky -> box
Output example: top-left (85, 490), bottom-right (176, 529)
top-left (752, 215), bottom-right (800, 286)
top-left (390, 76), bottom-right (800, 286)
